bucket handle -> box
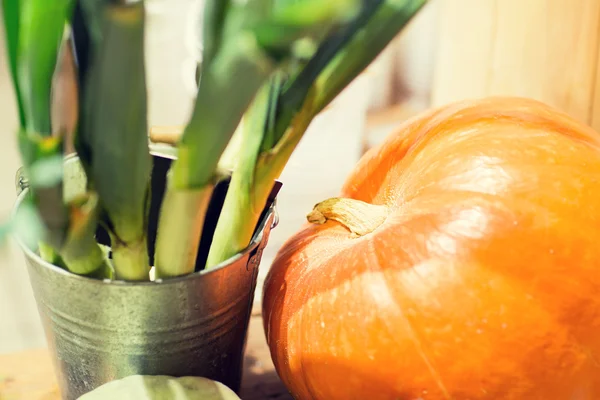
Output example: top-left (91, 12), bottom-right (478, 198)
top-left (247, 201), bottom-right (278, 272)
top-left (15, 167), bottom-right (29, 196)
top-left (270, 199), bottom-right (280, 230)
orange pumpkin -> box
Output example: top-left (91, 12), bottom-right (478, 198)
top-left (262, 97), bottom-right (600, 400)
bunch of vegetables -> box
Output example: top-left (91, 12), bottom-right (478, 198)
top-left (263, 96), bottom-right (600, 399)
top-left (2, 0), bottom-right (427, 281)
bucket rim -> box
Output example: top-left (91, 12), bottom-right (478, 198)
top-left (12, 143), bottom-right (280, 287)
top-left (13, 187), bottom-right (277, 287)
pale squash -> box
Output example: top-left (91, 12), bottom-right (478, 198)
top-left (78, 375), bottom-right (241, 400)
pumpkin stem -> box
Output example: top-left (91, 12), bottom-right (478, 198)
top-left (307, 197), bottom-right (388, 237)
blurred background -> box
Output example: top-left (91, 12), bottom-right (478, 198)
top-left (2, 0), bottom-right (600, 354)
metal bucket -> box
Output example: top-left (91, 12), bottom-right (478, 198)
top-left (13, 147), bottom-right (281, 400)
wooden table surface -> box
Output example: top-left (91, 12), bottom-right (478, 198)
top-left (0, 314), bottom-right (293, 400)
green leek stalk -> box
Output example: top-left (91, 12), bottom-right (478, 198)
top-left (205, 77), bottom-right (287, 269)
top-left (78, 0), bottom-right (152, 281)
top-left (2, 0), bottom-right (113, 277)
top-left (60, 193), bottom-right (113, 278)
top-left (205, 0), bottom-right (428, 269)
top-left (153, 32), bottom-right (269, 279)
top-left (154, 0), bottom-right (360, 279)
top-left (2, 0), bottom-right (25, 127)
top-left (10, 0), bottom-right (72, 250)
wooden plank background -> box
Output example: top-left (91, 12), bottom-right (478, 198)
top-left (431, 0), bottom-right (600, 130)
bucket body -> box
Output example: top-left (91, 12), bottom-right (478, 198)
top-left (14, 149), bottom-right (280, 399)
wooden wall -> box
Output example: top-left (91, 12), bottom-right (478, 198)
top-left (431, 0), bottom-right (600, 129)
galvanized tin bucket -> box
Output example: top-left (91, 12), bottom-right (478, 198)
top-left (13, 148), bottom-right (281, 400)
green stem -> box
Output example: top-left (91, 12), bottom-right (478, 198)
top-left (111, 238), bottom-right (148, 281)
top-left (4, 0), bottom-right (113, 277)
top-left (38, 241), bottom-right (61, 264)
top-left (207, 0), bottom-right (427, 269)
top-left (254, 91), bottom-right (318, 187)
top-left (11, 0), bottom-right (75, 255)
top-left (158, 0), bottom-right (364, 276)
top-left (59, 193), bottom-right (113, 279)
top-left (155, 35), bottom-right (275, 278)
top-left (78, 1), bottom-right (152, 280)
top-left (267, 0), bottom-right (383, 145)
top-left (172, 35), bottom-right (275, 190)
top-left (205, 84), bottom-right (270, 269)
top-left (218, 120), bottom-right (245, 172)
top-left (61, 237), bottom-right (112, 278)
top-left (154, 176), bottom-right (214, 279)
top-left (18, 0), bottom-right (75, 134)
top-left (1, 0), bottom-right (26, 127)
top-left (204, 174), bottom-right (263, 269)
top-left (205, 83), bottom-right (309, 269)
top-left (201, 0), bottom-right (230, 67)
top-left (171, 0), bottom-right (359, 189)
top-left (313, 0), bottom-right (427, 112)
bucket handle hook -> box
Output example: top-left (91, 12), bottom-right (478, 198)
top-left (15, 167), bottom-right (29, 196)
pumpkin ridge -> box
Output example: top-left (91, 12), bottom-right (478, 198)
top-left (297, 257), bottom-right (328, 400)
top-left (366, 239), bottom-right (453, 399)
